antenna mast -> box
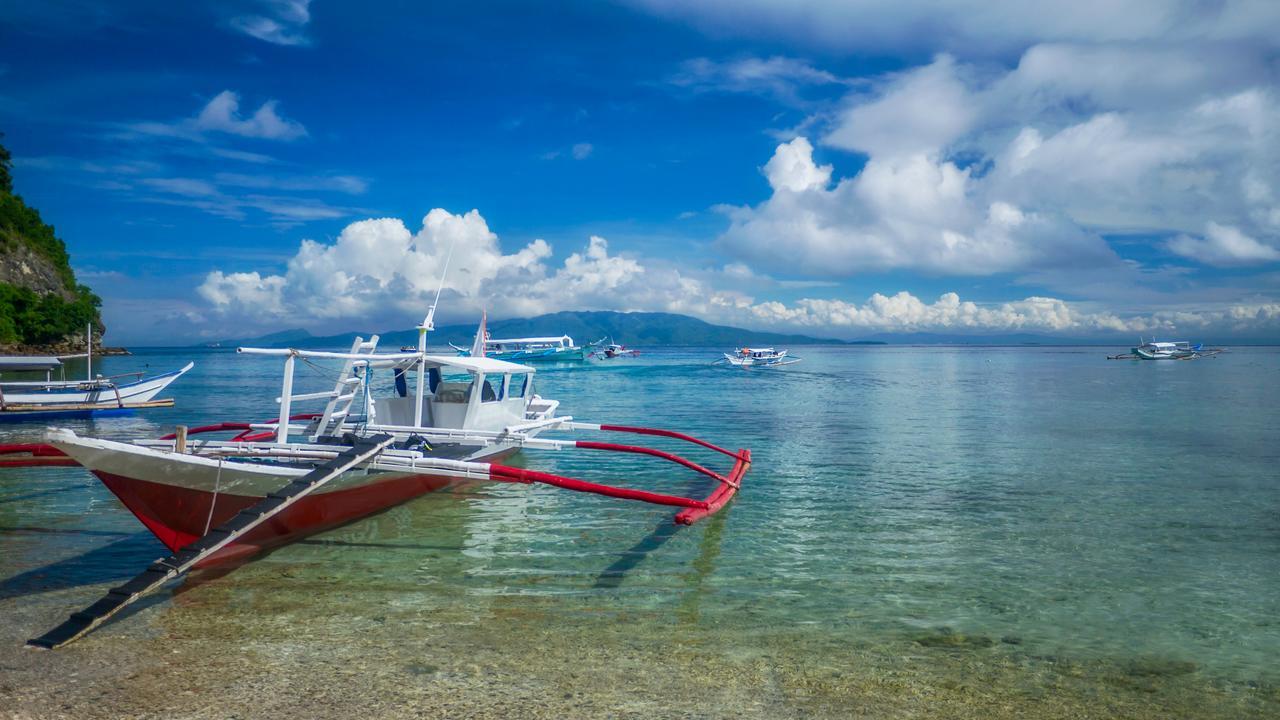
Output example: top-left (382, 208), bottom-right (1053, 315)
top-left (419, 237), bottom-right (457, 351)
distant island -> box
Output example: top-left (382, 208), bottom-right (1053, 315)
top-left (0, 135), bottom-right (116, 355)
top-left (210, 310), bottom-right (887, 349)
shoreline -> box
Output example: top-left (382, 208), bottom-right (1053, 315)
top-left (0, 346), bottom-right (131, 357)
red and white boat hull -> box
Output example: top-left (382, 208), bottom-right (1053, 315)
top-left (48, 432), bottom-right (508, 565)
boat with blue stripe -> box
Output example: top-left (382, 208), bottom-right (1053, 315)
top-left (450, 335), bottom-right (599, 362)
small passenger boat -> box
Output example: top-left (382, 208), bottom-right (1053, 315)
top-left (1108, 338), bottom-right (1221, 361)
top-left (593, 339), bottom-right (640, 359)
top-left (1132, 339), bottom-right (1201, 359)
top-left (451, 334), bottom-right (598, 362)
top-left (714, 347), bottom-right (800, 368)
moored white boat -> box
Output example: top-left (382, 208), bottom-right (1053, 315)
top-left (0, 327), bottom-right (193, 419)
top-left (2, 311), bottom-right (749, 578)
top-left (0, 362), bottom-right (193, 406)
top-left (3, 310), bottom-right (749, 648)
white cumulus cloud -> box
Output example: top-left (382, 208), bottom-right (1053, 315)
top-left (195, 91), bottom-right (307, 141)
top-left (824, 54), bottom-right (975, 157)
top-left (1167, 222), bottom-right (1280, 266)
top-left (718, 40), bottom-right (1280, 280)
top-left (763, 137), bottom-right (831, 192)
top-left (198, 208), bottom-right (721, 327)
top-left (721, 135), bottom-right (1115, 276)
top-left (229, 0), bottom-right (312, 46)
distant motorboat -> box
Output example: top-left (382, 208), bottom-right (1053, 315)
top-left (592, 338), bottom-right (640, 359)
top-left (451, 334), bottom-right (599, 362)
top-left (714, 347), bottom-right (801, 368)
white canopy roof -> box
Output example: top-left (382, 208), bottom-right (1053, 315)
top-left (421, 354), bottom-right (534, 374)
top-left (0, 356), bottom-right (63, 371)
top-left (236, 346), bottom-right (534, 374)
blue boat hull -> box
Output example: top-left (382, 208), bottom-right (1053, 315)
top-left (0, 407), bottom-right (137, 423)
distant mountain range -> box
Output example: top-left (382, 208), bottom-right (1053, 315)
top-left (858, 331), bottom-right (1125, 346)
top-left (208, 311), bottom-right (883, 349)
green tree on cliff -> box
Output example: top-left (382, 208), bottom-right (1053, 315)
top-left (0, 132), bottom-right (11, 193)
top-left (0, 134), bottom-right (103, 346)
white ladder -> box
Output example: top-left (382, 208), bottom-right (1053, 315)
top-left (309, 335), bottom-right (380, 441)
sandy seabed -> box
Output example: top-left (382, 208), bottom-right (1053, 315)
top-left (2, 570), bottom-right (1276, 720)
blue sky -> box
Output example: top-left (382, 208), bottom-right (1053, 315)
top-left (2, 0), bottom-right (1278, 343)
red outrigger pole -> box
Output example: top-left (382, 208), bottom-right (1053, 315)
top-left (488, 422), bottom-right (749, 525)
top-left (0, 442), bottom-right (76, 468)
top-left (0, 421), bottom-right (749, 525)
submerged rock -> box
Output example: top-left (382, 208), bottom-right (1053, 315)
top-left (913, 627), bottom-right (995, 649)
top-left (1123, 657), bottom-right (1198, 678)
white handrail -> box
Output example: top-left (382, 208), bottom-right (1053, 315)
top-left (238, 347), bottom-right (424, 362)
top-left (502, 415), bottom-right (573, 435)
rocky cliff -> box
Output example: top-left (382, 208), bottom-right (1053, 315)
top-left (0, 135), bottom-right (109, 354)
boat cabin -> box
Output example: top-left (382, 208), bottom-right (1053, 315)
top-left (0, 356), bottom-right (64, 383)
top-left (377, 354), bottom-right (535, 431)
top-left (240, 339), bottom-right (542, 442)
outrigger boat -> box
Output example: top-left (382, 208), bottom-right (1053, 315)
top-left (0, 311), bottom-right (749, 649)
top-left (450, 334), bottom-right (599, 362)
top-left (714, 347), bottom-right (800, 368)
top-left (592, 338), bottom-right (640, 359)
top-left (1108, 338), bottom-right (1222, 361)
top-left (0, 326), bottom-right (192, 421)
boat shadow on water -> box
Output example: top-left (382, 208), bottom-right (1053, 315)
top-left (0, 527), bottom-right (164, 602)
top-left (593, 485), bottom-right (729, 600)
top-left (0, 520), bottom-right (481, 640)
top-left (592, 519), bottom-right (683, 589)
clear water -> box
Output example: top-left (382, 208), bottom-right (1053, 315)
top-left (1, 345), bottom-right (1277, 716)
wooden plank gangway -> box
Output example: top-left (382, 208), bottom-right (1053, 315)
top-left (26, 434), bottom-right (395, 650)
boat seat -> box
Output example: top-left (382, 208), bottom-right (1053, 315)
top-left (433, 382), bottom-right (470, 403)
top-left (432, 380), bottom-right (498, 404)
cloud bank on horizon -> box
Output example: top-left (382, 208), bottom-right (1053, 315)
top-left (4, 0), bottom-right (1279, 341)
top-left (198, 206), bottom-right (1279, 338)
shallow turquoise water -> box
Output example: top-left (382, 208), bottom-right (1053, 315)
top-left (1, 344), bottom-right (1278, 708)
